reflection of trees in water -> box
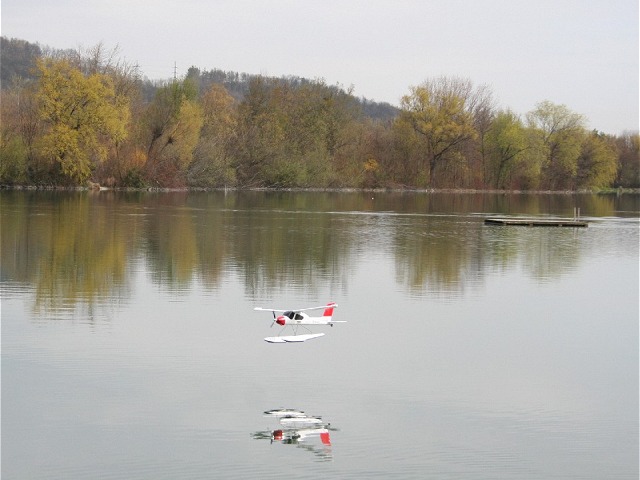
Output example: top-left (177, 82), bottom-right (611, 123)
top-left (1, 191), bottom-right (632, 319)
top-left (230, 192), bottom-right (360, 299)
top-left (143, 193), bottom-right (200, 288)
top-left (1, 191), bottom-right (358, 318)
top-left (394, 220), bottom-right (477, 295)
top-left (1, 191), bottom-right (133, 319)
top-left (392, 213), bottom-right (587, 295)
top-left (487, 226), bottom-right (583, 281)
top-left (232, 208), bottom-right (353, 298)
top-left (389, 193), bottom-right (628, 294)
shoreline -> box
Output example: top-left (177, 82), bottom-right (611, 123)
top-left (1, 184), bottom-right (638, 195)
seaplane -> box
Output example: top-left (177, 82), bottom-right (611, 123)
top-left (253, 408), bottom-right (332, 448)
top-left (254, 302), bottom-right (344, 343)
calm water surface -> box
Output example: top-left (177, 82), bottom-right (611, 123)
top-left (2, 191), bottom-right (638, 479)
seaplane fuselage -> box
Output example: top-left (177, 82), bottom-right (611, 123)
top-left (275, 303), bottom-right (339, 326)
top-left (276, 312), bottom-right (336, 326)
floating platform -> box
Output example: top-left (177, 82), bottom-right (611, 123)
top-left (485, 217), bottom-right (588, 227)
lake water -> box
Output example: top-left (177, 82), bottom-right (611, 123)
top-left (2, 190), bottom-right (638, 479)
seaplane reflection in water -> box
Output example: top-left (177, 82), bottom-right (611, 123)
top-left (252, 408), bottom-right (334, 460)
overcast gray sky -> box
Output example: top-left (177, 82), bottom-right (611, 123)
top-left (2, 0), bottom-right (638, 134)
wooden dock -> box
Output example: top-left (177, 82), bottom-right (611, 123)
top-left (485, 217), bottom-right (588, 227)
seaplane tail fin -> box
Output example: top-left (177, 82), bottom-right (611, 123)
top-left (320, 431), bottom-right (331, 446)
top-left (323, 302), bottom-right (337, 317)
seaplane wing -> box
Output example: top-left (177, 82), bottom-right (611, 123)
top-left (254, 304), bottom-right (337, 313)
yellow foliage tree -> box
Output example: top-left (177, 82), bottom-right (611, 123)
top-left (576, 132), bottom-right (618, 189)
top-left (486, 110), bottom-right (528, 189)
top-left (526, 101), bottom-right (586, 189)
top-left (398, 77), bottom-right (478, 186)
top-left (36, 58), bottom-right (130, 184)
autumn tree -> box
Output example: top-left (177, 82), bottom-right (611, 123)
top-left (35, 57), bottom-right (130, 184)
top-left (615, 132), bottom-right (640, 188)
top-left (188, 83), bottom-right (237, 187)
top-left (0, 81), bottom-right (41, 183)
top-left (527, 101), bottom-right (586, 189)
top-left (233, 77), bottom-right (359, 187)
top-left (397, 77), bottom-right (479, 187)
top-left (389, 117), bottom-right (424, 186)
top-left (0, 42), bottom-right (41, 182)
top-left (72, 43), bottom-right (143, 187)
top-left (143, 78), bottom-right (203, 186)
top-left (468, 85), bottom-right (496, 187)
top-left (233, 77), bottom-right (286, 186)
top-left (285, 80), bottom-right (360, 186)
top-left (485, 110), bottom-right (528, 189)
top-left (574, 132), bottom-right (618, 189)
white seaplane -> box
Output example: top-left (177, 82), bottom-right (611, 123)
top-left (257, 408), bottom-right (332, 447)
top-left (254, 302), bottom-right (344, 343)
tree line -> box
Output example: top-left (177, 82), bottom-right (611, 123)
top-left (1, 37), bottom-right (638, 190)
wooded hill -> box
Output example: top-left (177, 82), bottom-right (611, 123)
top-left (0, 37), bottom-right (398, 121)
top-left (1, 37), bottom-right (638, 190)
